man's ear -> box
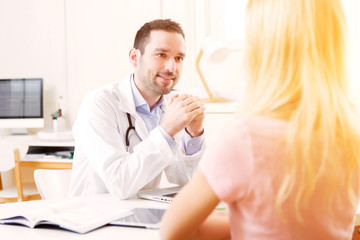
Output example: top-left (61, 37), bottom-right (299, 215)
top-left (129, 48), bottom-right (139, 67)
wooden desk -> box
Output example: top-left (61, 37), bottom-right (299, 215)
top-left (18, 159), bottom-right (72, 169)
top-left (0, 194), bottom-right (167, 239)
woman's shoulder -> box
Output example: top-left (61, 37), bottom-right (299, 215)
top-left (216, 117), bottom-right (289, 146)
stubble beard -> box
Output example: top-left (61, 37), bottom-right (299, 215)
top-left (152, 70), bottom-right (178, 95)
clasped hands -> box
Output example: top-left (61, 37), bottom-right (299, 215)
top-left (161, 93), bottom-right (205, 138)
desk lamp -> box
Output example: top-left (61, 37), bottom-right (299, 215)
top-left (195, 37), bottom-right (230, 103)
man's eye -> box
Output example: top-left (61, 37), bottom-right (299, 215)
top-left (175, 57), bottom-right (183, 62)
top-left (157, 53), bottom-right (165, 57)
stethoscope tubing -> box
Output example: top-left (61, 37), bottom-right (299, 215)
top-left (125, 112), bottom-right (136, 148)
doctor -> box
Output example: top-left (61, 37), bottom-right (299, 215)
top-left (68, 19), bottom-right (206, 199)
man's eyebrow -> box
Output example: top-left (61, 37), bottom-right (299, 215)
top-left (154, 48), bottom-right (169, 52)
top-left (154, 48), bottom-right (185, 58)
top-left (178, 52), bottom-right (186, 58)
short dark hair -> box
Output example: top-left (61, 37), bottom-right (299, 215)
top-left (133, 19), bottom-right (185, 53)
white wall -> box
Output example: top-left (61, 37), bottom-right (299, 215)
top-left (0, 0), bottom-right (67, 131)
top-left (65, 0), bottom-right (241, 125)
top-left (0, 0), bottom-right (359, 131)
top-left (65, 0), bottom-right (162, 124)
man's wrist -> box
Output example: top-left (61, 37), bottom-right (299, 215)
top-left (158, 126), bottom-right (176, 149)
top-left (160, 123), bottom-right (176, 138)
top-left (185, 127), bottom-right (204, 138)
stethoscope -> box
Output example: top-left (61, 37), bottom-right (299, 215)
top-left (125, 113), bottom-right (136, 150)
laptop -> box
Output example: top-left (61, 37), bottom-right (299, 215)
top-left (137, 185), bottom-right (182, 203)
top-left (110, 208), bottom-right (166, 229)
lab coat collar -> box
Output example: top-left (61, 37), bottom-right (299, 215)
top-left (112, 74), bottom-right (147, 140)
top-left (114, 74), bottom-right (138, 114)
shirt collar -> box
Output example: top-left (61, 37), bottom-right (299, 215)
top-left (130, 74), bottom-right (164, 113)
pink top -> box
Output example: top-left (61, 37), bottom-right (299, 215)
top-left (200, 118), bottom-right (357, 240)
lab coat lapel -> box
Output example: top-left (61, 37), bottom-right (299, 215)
top-left (116, 74), bottom-right (137, 114)
top-left (133, 115), bottom-right (149, 140)
top-left (116, 74), bottom-right (149, 140)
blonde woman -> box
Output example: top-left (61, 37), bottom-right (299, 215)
top-left (160, 0), bottom-right (360, 239)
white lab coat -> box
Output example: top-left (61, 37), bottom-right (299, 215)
top-left (68, 74), bottom-right (205, 199)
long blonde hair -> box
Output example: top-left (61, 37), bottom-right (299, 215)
top-left (242, 0), bottom-right (360, 221)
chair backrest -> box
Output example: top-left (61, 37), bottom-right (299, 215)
top-left (34, 169), bottom-right (72, 199)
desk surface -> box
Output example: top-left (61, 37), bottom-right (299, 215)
top-left (0, 194), bottom-right (167, 239)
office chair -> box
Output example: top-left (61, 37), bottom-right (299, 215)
top-left (34, 169), bottom-right (72, 199)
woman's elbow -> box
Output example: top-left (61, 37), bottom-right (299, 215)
top-left (159, 221), bottom-right (185, 240)
top-left (159, 226), bottom-right (175, 240)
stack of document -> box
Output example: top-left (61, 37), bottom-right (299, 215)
top-left (25, 146), bottom-right (75, 159)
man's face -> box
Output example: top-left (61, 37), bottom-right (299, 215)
top-left (133, 30), bottom-right (185, 97)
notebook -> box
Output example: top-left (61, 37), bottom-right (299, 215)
top-left (137, 185), bottom-right (182, 203)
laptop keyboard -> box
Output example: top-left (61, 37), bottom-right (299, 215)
top-left (162, 192), bottom-right (177, 198)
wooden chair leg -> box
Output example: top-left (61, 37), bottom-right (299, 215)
top-left (0, 173), bottom-right (3, 191)
top-left (13, 148), bottom-right (41, 202)
top-left (14, 148), bottom-right (24, 201)
top-left (0, 196), bottom-right (19, 204)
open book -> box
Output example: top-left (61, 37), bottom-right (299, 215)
top-left (0, 197), bottom-right (132, 234)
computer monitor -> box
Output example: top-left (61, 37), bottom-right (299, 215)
top-left (0, 78), bottom-right (44, 135)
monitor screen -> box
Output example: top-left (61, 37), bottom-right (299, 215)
top-left (0, 78), bottom-right (44, 132)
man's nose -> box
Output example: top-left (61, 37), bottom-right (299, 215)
top-left (164, 58), bottom-right (176, 72)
